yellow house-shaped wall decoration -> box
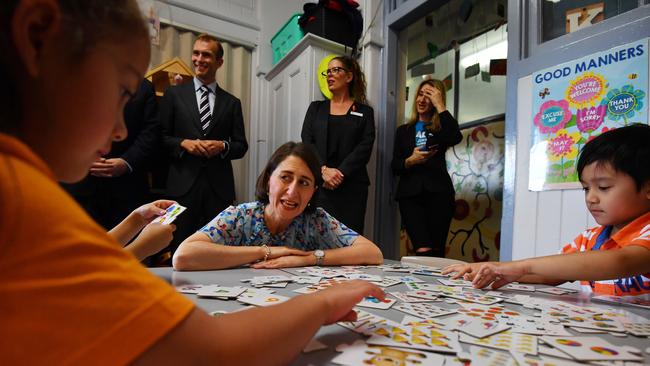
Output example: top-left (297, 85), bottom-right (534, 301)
top-left (145, 57), bottom-right (194, 97)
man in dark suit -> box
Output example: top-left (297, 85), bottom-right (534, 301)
top-left (63, 78), bottom-right (159, 230)
top-left (160, 33), bottom-right (248, 254)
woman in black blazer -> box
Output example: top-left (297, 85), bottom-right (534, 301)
top-left (301, 56), bottom-right (375, 234)
top-left (392, 79), bottom-right (462, 257)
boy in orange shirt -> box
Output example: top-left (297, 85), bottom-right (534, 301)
top-left (444, 124), bottom-right (650, 296)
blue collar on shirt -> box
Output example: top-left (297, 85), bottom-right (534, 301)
top-left (592, 226), bottom-right (613, 251)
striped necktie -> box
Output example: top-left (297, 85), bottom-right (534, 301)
top-left (199, 85), bottom-right (211, 132)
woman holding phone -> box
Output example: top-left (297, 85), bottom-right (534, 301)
top-left (391, 79), bottom-right (462, 257)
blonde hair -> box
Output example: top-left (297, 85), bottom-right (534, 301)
top-left (406, 79), bottom-right (446, 132)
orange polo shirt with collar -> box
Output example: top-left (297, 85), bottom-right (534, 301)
top-left (561, 211), bottom-right (650, 296)
top-left (0, 133), bottom-right (194, 365)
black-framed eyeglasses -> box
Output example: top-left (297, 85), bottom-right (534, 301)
top-left (321, 67), bottom-right (348, 77)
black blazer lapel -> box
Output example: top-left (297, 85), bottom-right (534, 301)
top-left (314, 100), bottom-right (330, 158)
top-left (204, 84), bottom-right (227, 137)
top-left (179, 82), bottom-right (203, 135)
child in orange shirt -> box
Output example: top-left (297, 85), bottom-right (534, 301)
top-left (0, 1), bottom-right (384, 364)
top-left (444, 124), bottom-right (650, 296)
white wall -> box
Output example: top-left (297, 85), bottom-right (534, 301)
top-left (511, 76), bottom-right (595, 260)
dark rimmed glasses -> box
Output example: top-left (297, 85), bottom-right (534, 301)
top-left (321, 67), bottom-right (348, 77)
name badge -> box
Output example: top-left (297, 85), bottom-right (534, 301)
top-left (350, 111), bottom-right (363, 117)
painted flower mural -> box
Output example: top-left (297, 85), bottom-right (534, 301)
top-left (600, 84), bottom-right (646, 124)
top-left (533, 100), bottom-right (572, 134)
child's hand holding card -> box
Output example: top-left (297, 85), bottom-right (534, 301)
top-left (152, 203), bottom-right (187, 225)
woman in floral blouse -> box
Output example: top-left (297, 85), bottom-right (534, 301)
top-left (172, 142), bottom-right (383, 270)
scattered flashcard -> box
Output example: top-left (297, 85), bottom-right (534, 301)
top-left (302, 338), bottom-right (328, 353)
top-left (357, 296), bottom-right (396, 310)
top-left (459, 331), bottom-right (538, 355)
top-left (394, 302), bottom-right (457, 319)
top-left (450, 315), bottom-right (511, 338)
top-left (569, 326), bottom-right (606, 334)
top-left (469, 346), bottom-right (517, 366)
top-left (338, 309), bottom-right (399, 335)
top-left (290, 275), bottom-right (322, 284)
top-left (367, 325), bottom-right (462, 354)
top-left (151, 203), bottom-right (187, 225)
top-left (443, 291), bottom-right (504, 305)
top-left (406, 290), bottom-right (439, 301)
top-left (541, 336), bottom-right (642, 361)
top-left (293, 278), bottom-right (351, 294)
top-left (510, 351), bottom-right (586, 366)
top-left (394, 275), bottom-right (425, 283)
top-left (502, 283), bottom-right (536, 292)
top-left (175, 284), bottom-right (204, 294)
top-left (237, 292), bottom-right (289, 307)
top-left (332, 340), bottom-right (445, 366)
top-left (403, 282), bottom-right (446, 292)
top-left (456, 303), bottom-right (516, 321)
top-left (390, 292), bottom-right (436, 303)
top-left (500, 315), bottom-right (572, 336)
top-left (241, 287), bottom-right (275, 296)
top-left (411, 268), bottom-right (444, 277)
top-left (400, 316), bottom-right (446, 329)
top-left (244, 275), bottom-right (291, 284)
top-left (437, 278), bottom-right (474, 287)
top-left (371, 277), bottom-right (402, 287)
top-left (559, 315), bottom-right (626, 333)
top-left (196, 285), bottom-right (246, 299)
top-left (622, 322), bottom-right (650, 336)
top-left (536, 287), bottom-right (574, 295)
top-left (345, 273), bottom-right (383, 281)
top-left (592, 295), bottom-right (650, 310)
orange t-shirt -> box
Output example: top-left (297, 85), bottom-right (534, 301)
top-left (0, 134), bottom-right (194, 365)
top-left (561, 211), bottom-right (650, 296)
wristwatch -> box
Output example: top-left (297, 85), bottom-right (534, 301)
top-left (314, 249), bottom-right (325, 266)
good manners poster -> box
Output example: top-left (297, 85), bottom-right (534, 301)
top-left (529, 39), bottom-right (648, 191)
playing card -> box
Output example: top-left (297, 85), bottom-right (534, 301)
top-left (510, 351), bottom-right (586, 366)
top-left (410, 268), bottom-right (444, 277)
top-left (332, 340), bottom-right (445, 366)
top-left (390, 291), bottom-right (436, 303)
top-left (541, 336), bottom-right (642, 361)
top-left (175, 284), bottom-right (204, 294)
top-left (371, 277), bottom-right (402, 287)
top-left (196, 285), bottom-right (247, 299)
top-left (469, 346), bottom-right (517, 366)
top-left (443, 291), bottom-right (504, 305)
top-left (394, 302), bottom-right (457, 319)
top-left (367, 325), bottom-right (462, 354)
top-left (405, 290), bottom-right (439, 301)
top-left (290, 275), bottom-right (322, 284)
top-left (622, 322), bottom-right (650, 336)
top-left (292, 278), bottom-right (351, 294)
top-left (151, 203), bottom-right (187, 225)
top-left (437, 278), bottom-right (474, 287)
top-left (338, 309), bottom-right (399, 335)
top-left (459, 331), bottom-right (538, 355)
top-left (500, 315), bottom-right (572, 336)
top-left (448, 315), bottom-right (511, 338)
top-left (345, 273), bottom-right (383, 281)
top-left (403, 282), bottom-right (446, 292)
top-left (393, 275), bottom-right (425, 283)
top-left (559, 314), bottom-right (626, 333)
top-left (502, 283), bottom-right (536, 292)
top-left (357, 296), bottom-right (396, 310)
top-left (237, 292), bottom-right (289, 306)
top-left (536, 287), bottom-right (574, 295)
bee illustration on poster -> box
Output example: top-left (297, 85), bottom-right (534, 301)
top-left (529, 38), bottom-right (648, 191)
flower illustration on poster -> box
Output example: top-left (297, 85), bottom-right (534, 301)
top-left (529, 38), bottom-right (648, 191)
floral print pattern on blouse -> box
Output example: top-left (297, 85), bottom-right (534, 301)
top-left (199, 201), bottom-right (358, 250)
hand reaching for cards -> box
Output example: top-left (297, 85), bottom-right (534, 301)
top-left (313, 280), bottom-right (385, 324)
top-left (134, 200), bottom-right (176, 224)
top-left (443, 262), bottom-right (527, 289)
top-left (126, 222), bottom-right (176, 260)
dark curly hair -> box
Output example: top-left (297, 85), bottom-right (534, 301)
top-left (330, 55), bottom-right (367, 104)
top-left (255, 142), bottom-right (323, 212)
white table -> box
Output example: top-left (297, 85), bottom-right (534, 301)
top-left (151, 263), bottom-right (650, 365)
